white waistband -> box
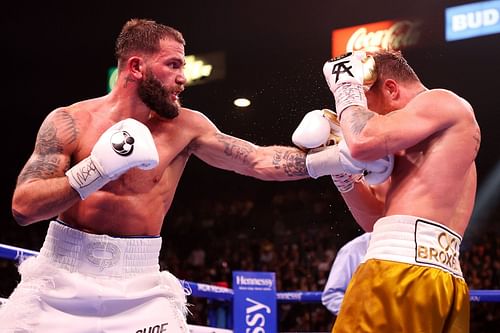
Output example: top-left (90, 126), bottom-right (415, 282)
top-left (39, 221), bottom-right (162, 278)
top-left (364, 215), bottom-right (463, 277)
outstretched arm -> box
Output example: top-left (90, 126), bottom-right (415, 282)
top-left (192, 130), bottom-right (309, 181)
top-left (187, 110), bottom-right (309, 181)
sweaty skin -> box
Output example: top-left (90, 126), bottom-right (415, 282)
top-left (11, 38), bottom-right (308, 236)
top-left (340, 84), bottom-right (480, 236)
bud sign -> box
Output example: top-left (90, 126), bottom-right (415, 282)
top-left (445, 0), bottom-right (500, 41)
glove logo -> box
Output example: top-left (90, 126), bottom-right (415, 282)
top-left (330, 60), bottom-right (354, 83)
top-left (110, 130), bottom-right (135, 156)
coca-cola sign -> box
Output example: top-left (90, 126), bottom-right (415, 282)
top-left (332, 19), bottom-right (422, 57)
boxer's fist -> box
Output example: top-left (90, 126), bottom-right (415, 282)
top-left (306, 140), bottom-right (363, 178)
top-left (66, 118), bottom-right (159, 199)
top-left (364, 154), bottom-right (394, 185)
top-left (306, 140), bottom-right (393, 185)
top-left (292, 110), bottom-right (331, 150)
top-left (323, 51), bottom-right (377, 118)
top-left (292, 109), bottom-right (343, 150)
top-left (322, 109), bottom-right (343, 145)
top-left (323, 51), bottom-right (376, 90)
top-left (337, 140), bottom-right (394, 185)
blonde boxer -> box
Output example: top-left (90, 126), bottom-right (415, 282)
top-left (322, 50), bottom-right (479, 333)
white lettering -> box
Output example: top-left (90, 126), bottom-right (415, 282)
top-left (346, 21), bottom-right (420, 53)
top-left (452, 15), bottom-right (468, 31)
top-left (236, 275), bottom-right (273, 287)
top-left (197, 284), bottom-right (230, 294)
top-left (246, 313), bottom-right (265, 327)
top-left (452, 8), bottom-right (500, 31)
top-left (484, 8), bottom-right (500, 26)
top-left (245, 298), bottom-right (270, 333)
top-left (245, 298), bottom-right (271, 314)
top-left (246, 328), bottom-right (266, 333)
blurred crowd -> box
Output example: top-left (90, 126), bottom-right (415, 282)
top-left (0, 181), bottom-right (498, 332)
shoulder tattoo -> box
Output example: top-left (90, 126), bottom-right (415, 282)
top-left (17, 110), bottom-right (78, 184)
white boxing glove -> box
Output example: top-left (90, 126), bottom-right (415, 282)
top-left (306, 140), bottom-right (393, 185)
top-left (362, 154), bottom-right (394, 185)
top-left (323, 51), bottom-right (377, 118)
top-left (66, 118), bottom-right (159, 199)
top-left (292, 109), bottom-right (343, 150)
top-left (292, 110), bottom-right (331, 149)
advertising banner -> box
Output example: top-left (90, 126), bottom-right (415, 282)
top-left (232, 271), bottom-right (277, 333)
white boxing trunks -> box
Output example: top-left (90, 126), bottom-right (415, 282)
top-left (0, 220), bottom-right (189, 333)
top-left (333, 215), bottom-right (469, 333)
top-left (364, 214), bottom-right (463, 277)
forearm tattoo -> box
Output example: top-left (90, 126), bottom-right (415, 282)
top-left (216, 133), bottom-right (256, 164)
top-left (272, 149), bottom-right (307, 176)
top-left (17, 111), bottom-right (76, 185)
top-left (346, 106), bottom-right (375, 135)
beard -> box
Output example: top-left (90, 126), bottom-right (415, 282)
top-left (138, 70), bottom-right (180, 119)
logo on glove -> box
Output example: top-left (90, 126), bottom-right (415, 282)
top-left (329, 60), bottom-right (354, 83)
top-left (110, 130), bottom-right (135, 156)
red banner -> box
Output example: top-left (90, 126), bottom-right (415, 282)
top-left (332, 19), bottom-right (422, 57)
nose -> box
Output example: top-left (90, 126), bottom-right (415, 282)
top-left (176, 71), bottom-right (187, 85)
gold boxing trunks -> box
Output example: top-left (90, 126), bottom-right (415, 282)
top-left (333, 215), bottom-right (469, 333)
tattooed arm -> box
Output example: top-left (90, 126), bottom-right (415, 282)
top-left (191, 132), bottom-right (309, 180)
top-left (339, 90), bottom-right (463, 161)
top-left (11, 109), bottom-right (81, 225)
top-left (188, 112), bottom-right (308, 181)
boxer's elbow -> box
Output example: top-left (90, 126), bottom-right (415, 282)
top-left (347, 139), bottom-right (374, 161)
top-left (11, 206), bottom-right (35, 226)
top-left (347, 135), bottom-right (383, 161)
top-left (11, 193), bottom-right (41, 226)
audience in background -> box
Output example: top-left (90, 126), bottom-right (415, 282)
top-left (1, 183), bottom-right (498, 332)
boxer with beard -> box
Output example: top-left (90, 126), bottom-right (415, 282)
top-left (3, 19), bottom-right (388, 332)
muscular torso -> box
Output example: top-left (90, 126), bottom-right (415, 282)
top-left (60, 99), bottom-right (200, 236)
top-left (383, 102), bottom-right (479, 236)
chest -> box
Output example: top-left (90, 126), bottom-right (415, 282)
top-left (75, 121), bottom-right (192, 189)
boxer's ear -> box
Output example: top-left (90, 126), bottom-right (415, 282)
top-left (127, 57), bottom-right (145, 80)
top-left (383, 79), bottom-right (399, 100)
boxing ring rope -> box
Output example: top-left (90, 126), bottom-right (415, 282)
top-left (1, 243), bottom-right (499, 331)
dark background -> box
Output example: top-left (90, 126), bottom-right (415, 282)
top-left (1, 0), bottom-right (499, 279)
top-left (1, 0), bottom-right (499, 330)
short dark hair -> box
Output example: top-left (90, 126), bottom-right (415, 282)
top-left (115, 18), bottom-right (185, 67)
top-left (372, 50), bottom-right (420, 86)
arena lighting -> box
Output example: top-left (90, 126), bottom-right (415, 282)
top-left (233, 98), bottom-right (251, 108)
top-left (107, 67), bottom-right (118, 93)
top-left (106, 52), bottom-right (224, 92)
top-left (184, 55), bottom-right (212, 83)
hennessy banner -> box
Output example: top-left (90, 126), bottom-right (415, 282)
top-left (232, 271), bottom-right (277, 333)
